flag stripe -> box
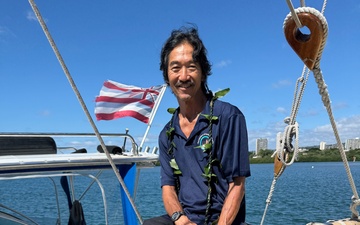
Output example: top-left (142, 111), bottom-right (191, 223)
top-left (98, 86), bottom-right (159, 99)
top-left (95, 96), bottom-right (154, 107)
top-left (95, 102), bottom-right (152, 115)
top-left (94, 80), bottom-right (164, 124)
top-left (103, 81), bottom-right (161, 95)
top-left (96, 110), bottom-right (150, 123)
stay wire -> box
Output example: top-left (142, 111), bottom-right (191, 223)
top-left (27, 0), bottom-right (144, 224)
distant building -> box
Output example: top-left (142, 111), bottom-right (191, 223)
top-left (319, 142), bottom-right (326, 150)
top-left (256, 138), bottom-right (268, 155)
top-left (346, 138), bottom-right (360, 150)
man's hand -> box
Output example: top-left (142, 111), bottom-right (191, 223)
top-left (175, 215), bottom-right (196, 225)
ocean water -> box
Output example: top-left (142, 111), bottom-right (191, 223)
top-left (1, 162), bottom-right (360, 225)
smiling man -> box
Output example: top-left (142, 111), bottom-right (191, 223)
top-left (144, 26), bottom-right (251, 225)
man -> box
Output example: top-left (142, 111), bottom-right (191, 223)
top-left (144, 26), bottom-right (250, 225)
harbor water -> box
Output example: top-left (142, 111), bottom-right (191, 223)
top-left (1, 162), bottom-right (360, 225)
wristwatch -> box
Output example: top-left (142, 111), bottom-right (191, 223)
top-left (171, 211), bottom-right (184, 222)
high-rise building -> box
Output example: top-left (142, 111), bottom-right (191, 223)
top-left (256, 138), bottom-right (268, 155)
top-left (346, 138), bottom-right (360, 150)
top-left (320, 141), bottom-right (326, 150)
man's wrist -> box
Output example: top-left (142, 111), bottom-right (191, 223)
top-left (171, 211), bottom-right (185, 222)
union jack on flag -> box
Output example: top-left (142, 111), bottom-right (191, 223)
top-left (95, 80), bottom-right (165, 123)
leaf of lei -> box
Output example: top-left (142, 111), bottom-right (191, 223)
top-left (170, 158), bottom-right (182, 175)
top-left (195, 142), bottom-right (213, 153)
top-left (167, 108), bottom-right (177, 114)
top-left (200, 114), bottom-right (219, 122)
top-left (166, 127), bottom-right (175, 138)
top-left (214, 88), bottom-right (230, 100)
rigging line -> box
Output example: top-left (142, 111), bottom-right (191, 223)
top-left (286, 0), bottom-right (327, 29)
top-left (262, 6), bottom-right (331, 224)
top-left (300, 0), bottom-right (305, 7)
top-left (289, 66), bottom-right (310, 125)
top-left (286, 0), bottom-right (303, 28)
top-left (260, 178), bottom-right (278, 225)
top-left (27, 0), bottom-right (144, 224)
top-left (277, 122), bottom-right (299, 166)
top-left (313, 68), bottom-right (360, 218)
top-left (78, 170), bottom-right (104, 201)
top-left (285, 5), bottom-right (360, 219)
top-left (260, 152), bottom-right (289, 225)
top-left (321, 0), bottom-right (328, 14)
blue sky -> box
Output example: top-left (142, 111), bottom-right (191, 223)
top-left (0, 1), bottom-right (359, 152)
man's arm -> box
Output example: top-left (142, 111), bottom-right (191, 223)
top-left (162, 185), bottom-right (196, 225)
top-left (217, 176), bottom-right (246, 225)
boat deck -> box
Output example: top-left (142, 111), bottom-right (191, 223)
top-left (0, 152), bottom-right (158, 176)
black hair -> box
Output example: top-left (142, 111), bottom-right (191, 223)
top-left (160, 25), bottom-right (212, 94)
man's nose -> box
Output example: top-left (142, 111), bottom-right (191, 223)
top-left (179, 67), bottom-right (189, 81)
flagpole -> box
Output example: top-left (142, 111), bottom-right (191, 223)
top-left (139, 84), bottom-right (167, 150)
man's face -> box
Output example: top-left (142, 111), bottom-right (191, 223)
top-left (167, 42), bottom-right (203, 102)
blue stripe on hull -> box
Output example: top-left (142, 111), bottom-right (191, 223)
top-left (118, 163), bottom-right (137, 225)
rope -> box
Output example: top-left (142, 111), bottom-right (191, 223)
top-left (313, 68), bottom-right (360, 218)
top-left (286, 0), bottom-right (303, 28)
top-left (282, 3), bottom-right (360, 220)
top-left (277, 122), bottom-right (299, 166)
top-left (260, 178), bottom-right (278, 225)
top-left (321, 0), bottom-right (328, 14)
top-left (285, 0), bottom-right (328, 28)
top-left (261, 4), bottom-right (333, 224)
top-left (291, 10), bottom-right (360, 215)
top-left (270, 66), bottom-right (310, 167)
top-left (260, 152), bottom-right (288, 225)
top-left (27, 0), bottom-right (144, 224)
top-left (289, 66), bottom-right (311, 125)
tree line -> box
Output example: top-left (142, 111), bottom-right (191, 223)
top-left (250, 148), bottom-right (360, 164)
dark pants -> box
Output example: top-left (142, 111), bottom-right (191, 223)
top-left (143, 214), bottom-right (173, 225)
top-left (143, 216), bottom-right (250, 225)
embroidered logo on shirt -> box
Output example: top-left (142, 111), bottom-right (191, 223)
top-left (197, 133), bottom-right (212, 150)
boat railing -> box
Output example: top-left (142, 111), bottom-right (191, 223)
top-left (0, 132), bottom-right (140, 156)
top-left (0, 132), bottom-right (158, 225)
top-left (0, 171), bottom-right (110, 225)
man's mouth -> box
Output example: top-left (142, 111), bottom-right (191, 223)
top-left (175, 81), bottom-right (193, 89)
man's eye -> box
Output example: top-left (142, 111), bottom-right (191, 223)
top-left (188, 65), bottom-right (197, 71)
top-left (171, 67), bottom-right (180, 72)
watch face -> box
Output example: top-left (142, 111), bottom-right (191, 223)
top-left (171, 211), bottom-right (183, 221)
top-left (171, 212), bottom-right (180, 221)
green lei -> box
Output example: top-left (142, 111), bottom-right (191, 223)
top-left (166, 88), bottom-right (230, 224)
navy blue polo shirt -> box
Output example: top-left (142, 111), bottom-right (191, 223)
top-left (159, 98), bottom-right (251, 224)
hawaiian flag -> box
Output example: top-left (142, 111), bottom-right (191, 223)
top-left (95, 80), bottom-right (164, 123)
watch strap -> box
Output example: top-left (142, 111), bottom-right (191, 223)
top-left (171, 211), bottom-right (184, 222)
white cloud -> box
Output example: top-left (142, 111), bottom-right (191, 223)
top-left (26, 11), bottom-right (48, 23)
top-left (276, 107), bottom-right (287, 114)
top-left (26, 11), bottom-right (37, 21)
top-left (272, 79), bottom-right (292, 88)
top-left (215, 60), bottom-right (232, 68)
top-left (314, 115), bottom-right (360, 139)
top-left (248, 114), bottom-right (360, 151)
top-left (300, 108), bottom-right (319, 117)
top-left (332, 101), bottom-right (348, 110)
